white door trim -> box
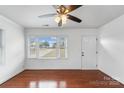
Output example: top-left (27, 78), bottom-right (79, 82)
top-left (81, 35), bottom-right (97, 70)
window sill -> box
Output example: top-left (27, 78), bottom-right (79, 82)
top-left (26, 57), bottom-right (68, 61)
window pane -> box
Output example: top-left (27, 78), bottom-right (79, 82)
top-left (59, 37), bottom-right (67, 58)
top-left (28, 37), bottom-right (37, 58)
top-left (38, 37), bottom-right (57, 59)
top-left (27, 36), bottom-right (67, 59)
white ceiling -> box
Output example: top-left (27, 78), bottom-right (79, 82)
top-left (0, 5), bottom-right (124, 28)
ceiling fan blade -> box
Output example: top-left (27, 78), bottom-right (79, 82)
top-left (65, 5), bottom-right (82, 13)
top-left (52, 5), bottom-right (61, 14)
top-left (38, 13), bottom-right (56, 18)
top-left (52, 5), bottom-right (59, 9)
top-left (67, 14), bottom-right (82, 23)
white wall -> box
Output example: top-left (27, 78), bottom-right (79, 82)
top-left (0, 30), bottom-right (2, 47)
top-left (0, 15), bottom-right (25, 84)
top-left (24, 28), bottom-right (97, 69)
top-left (98, 14), bottom-right (124, 84)
top-left (0, 30), bottom-right (2, 64)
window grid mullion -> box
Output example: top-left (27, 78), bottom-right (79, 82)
top-left (36, 37), bottom-right (40, 59)
top-left (56, 37), bottom-right (59, 59)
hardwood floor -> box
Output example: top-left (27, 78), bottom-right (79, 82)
top-left (0, 70), bottom-right (124, 88)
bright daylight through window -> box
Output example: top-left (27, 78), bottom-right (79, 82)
top-left (27, 36), bottom-right (67, 59)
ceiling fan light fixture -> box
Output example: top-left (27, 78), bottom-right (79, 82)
top-left (55, 15), bottom-right (61, 23)
top-left (61, 14), bottom-right (67, 24)
top-left (64, 9), bottom-right (69, 13)
top-left (55, 14), bottom-right (67, 24)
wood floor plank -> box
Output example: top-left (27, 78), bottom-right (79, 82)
top-left (0, 70), bottom-right (124, 88)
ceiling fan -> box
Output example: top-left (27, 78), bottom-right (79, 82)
top-left (38, 5), bottom-right (82, 27)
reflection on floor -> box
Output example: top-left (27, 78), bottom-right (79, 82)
top-left (29, 80), bottom-right (66, 88)
top-left (0, 70), bottom-right (124, 88)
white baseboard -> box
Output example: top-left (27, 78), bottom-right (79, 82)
top-left (99, 68), bottom-right (124, 84)
top-left (0, 67), bottom-right (24, 85)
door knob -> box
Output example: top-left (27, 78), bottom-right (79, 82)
top-left (82, 52), bottom-right (84, 56)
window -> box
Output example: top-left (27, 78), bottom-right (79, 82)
top-left (27, 36), bottom-right (67, 59)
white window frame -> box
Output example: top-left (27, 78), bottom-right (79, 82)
top-left (26, 35), bottom-right (68, 60)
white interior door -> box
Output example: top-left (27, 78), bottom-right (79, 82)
top-left (81, 35), bottom-right (97, 69)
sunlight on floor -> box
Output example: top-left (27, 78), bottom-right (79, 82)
top-left (29, 80), bottom-right (66, 88)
